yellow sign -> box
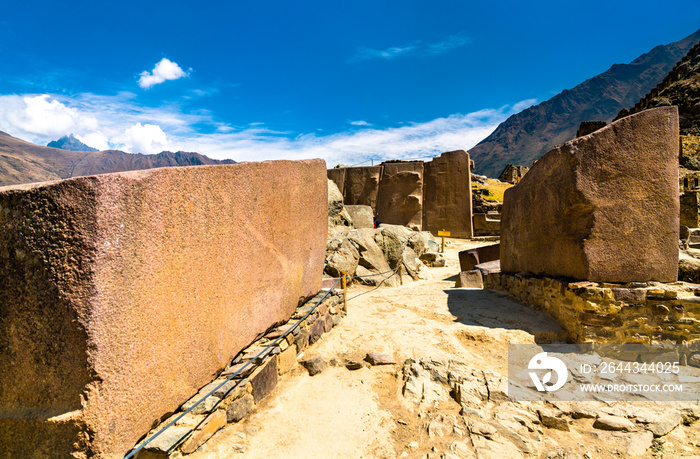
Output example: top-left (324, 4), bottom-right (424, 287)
top-left (437, 230), bottom-right (451, 237)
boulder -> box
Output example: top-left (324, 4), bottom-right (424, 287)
top-left (459, 244), bottom-right (500, 271)
top-left (501, 106), bottom-right (680, 282)
top-left (324, 238), bottom-right (359, 278)
top-left (374, 229), bottom-right (403, 269)
top-left (345, 205), bottom-right (374, 229)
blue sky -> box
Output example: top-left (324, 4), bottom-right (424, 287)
top-left (0, 1), bottom-right (698, 168)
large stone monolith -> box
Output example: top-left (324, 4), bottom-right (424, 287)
top-left (423, 150), bottom-right (473, 238)
top-left (0, 160), bottom-right (327, 458)
top-left (500, 106), bottom-right (680, 282)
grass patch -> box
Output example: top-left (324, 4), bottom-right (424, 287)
top-left (473, 179), bottom-right (513, 202)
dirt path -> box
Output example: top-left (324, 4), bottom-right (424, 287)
top-left (190, 239), bottom-right (700, 459)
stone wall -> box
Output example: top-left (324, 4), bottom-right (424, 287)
top-left (328, 151), bottom-right (473, 237)
top-left (375, 161), bottom-right (423, 228)
top-left (681, 191), bottom-right (700, 227)
top-left (483, 271), bottom-right (700, 345)
top-left (0, 160), bottom-right (327, 458)
top-left (343, 166), bottom-right (382, 210)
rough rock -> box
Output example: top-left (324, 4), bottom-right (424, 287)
top-left (180, 410), bottom-right (227, 454)
top-left (345, 359), bottom-right (365, 370)
top-left (375, 162), bottom-right (424, 228)
top-left (0, 160), bottom-right (326, 457)
top-left (251, 357), bottom-right (278, 403)
top-left (422, 150), bottom-right (473, 238)
top-left (501, 106), bottom-right (680, 282)
top-left (300, 355), bottom-right (327, 376)
top-left (226, 394), bottom-right (255, 423)
top-left (679, 251), bottom-right (700, 283)
top-left (593, 414), bottom-right (637, 432)
top-left (324, 238), bottom-right (359, 278)
top-left (141, 426), bottom-right (192, 455)
top-left (455, 270), bottom-right (484, 289)
top-left (327, 179), bottom-right (352, 228)
top-left (344, 205), bottom-right (374, 229)
top-left (420, 252), bottom-right (445, 267)
top-left (365, 353), bottom-right (396, 366)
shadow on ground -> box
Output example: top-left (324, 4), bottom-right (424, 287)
top-left (444, 288), bottom-right (571, 343)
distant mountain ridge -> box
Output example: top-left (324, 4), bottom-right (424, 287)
top-left (469, 28), bottom-right (700, 177)
top-left (616, 40), bottom-right (700, 135)
top-left (0, 130), bottom-right (236, 187)
top-left (47, 134), bottom-right (98, 152)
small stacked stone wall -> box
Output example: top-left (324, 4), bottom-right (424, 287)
top-left (133, 289), bottom-right (345, 457)
top-left (483, 271), bottom-right (700, 345)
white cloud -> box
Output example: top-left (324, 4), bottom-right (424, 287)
top-left (350, 120), bottom-right (371, 126)
top-left (115, 123), bottom-right (169, 154)
top-left (0, 94), bottom-right (99, 140)
top-left (138, 58), bottom-right (189, 89)
top-left (0, 92), bottom-right (536, 170)
top-left (349, 33), bottom-right (470, 63)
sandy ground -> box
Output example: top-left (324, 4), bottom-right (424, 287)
top-left (189, 239), bottom-right (700, 459)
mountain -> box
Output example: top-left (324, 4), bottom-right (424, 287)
top-left (0, 130), bottom-right (236, 187)
top-left (615, 41), bottom-right (700, 135)
top-left (47, 134), bottom-right (98, 151)
top-left (469, 29), bottom-right (700, 178)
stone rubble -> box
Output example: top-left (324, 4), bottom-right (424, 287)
top-left (399, 357), bottom-right (700, 458)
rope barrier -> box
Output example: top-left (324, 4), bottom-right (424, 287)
top-left (124, 278), bottom-right (341, 459)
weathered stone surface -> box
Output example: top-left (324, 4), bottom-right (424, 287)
top-left (251, 357), bottom-right (278, 403)
top-left (593, 415), bottom-right (636, 432)
top-left (375, 162), bottom-right (424, 228)
top-left (344, 166), bottom-right (382, 211)
top-left (180, 410), bottom-right (226, 454)
top-left (365, 353), bottom-right (396, 365)
top-left (0, 160), bottom-right (326, 457)
top-left (308, 317), bottom-right (325, 344)
top-left (226, 394), bottom-right (254, 423)
top-left (345, 359), bottom-right (365, 370)
top-left (423, 150), bottom-right (473, 238)
top-left (277, 345), bottom-right (297, 375)
top-left (456, 270), bottom-right (484, 289)
top-left (327, 167), bottom-right (346, 195)
top-left (459, 244), bottom-right (500, 272)
top-left (324, 238), bottom-right (359, 277)
top-left (327, 179), bottom-right (352, 228)
top-left (420, 252), bottom-right (445, 267)
top-left (300, 355), bottom-right (327, 376)
top-left (498, 164), bottom-right (529, 184)
top-left (345, 205), bottom-right (374, 229)
top-left (501, 107), bottom-right (680, 282)
top-left (141, 426), bottom-right (192, 455)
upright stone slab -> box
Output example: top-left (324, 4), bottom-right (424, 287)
top-left (501, 106), bottom-right (680, 282)
top-left (375, 161), bottom-right (424, 228)
top-left (681, 191), bottom-right (700, 228)
top-left (423, 150), bottom-right (473, 238)
top-left (344, 166), bottom-right (382, 211)
top-left (0, 160), bottom-right (327, 458)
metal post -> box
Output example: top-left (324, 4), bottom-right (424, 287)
top-left (342, 272), bottom-right (347, 311)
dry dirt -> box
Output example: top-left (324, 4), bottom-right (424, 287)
top-left (189, 239), bottom-right (700, 459)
